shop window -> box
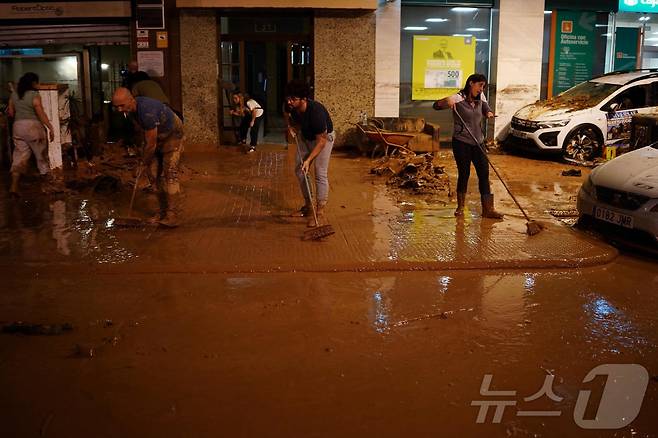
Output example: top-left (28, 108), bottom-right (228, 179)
top-left (400, 5), bottom-right (492, 141)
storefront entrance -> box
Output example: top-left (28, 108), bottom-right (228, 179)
top-left (218, 13), bottom-right (312, 145)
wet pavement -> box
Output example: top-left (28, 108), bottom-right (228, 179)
top-left (0, 145), bottom-right (616, 273)
top-left (1, 145), bottom-right (656, 437)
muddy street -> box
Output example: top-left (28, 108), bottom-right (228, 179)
top-left (0, 147), bottom-right (657, 437)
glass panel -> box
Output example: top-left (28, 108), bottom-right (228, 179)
top-left (0, 55), bottom-right (80, 99)
top-left (615, 12), bottom-right (656, 69)
top-left (400, 6), bottom-right (492, 140)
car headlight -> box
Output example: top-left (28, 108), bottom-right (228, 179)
top-left (580, 174), bottom-right (595, 199)
top-left (537, 119), bottom-right (570, 129)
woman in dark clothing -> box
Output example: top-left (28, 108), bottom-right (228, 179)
top-left (433, 73), bottom-right (503, 219)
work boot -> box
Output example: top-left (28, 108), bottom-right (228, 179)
top-left (9, 172), bottom-right (20, 198)
top-left (158, 192), bottom-right (181, 228)
top-left (291, 201), bottom-right (312, 217)
top-left (454, 192), bottom-right (466, 217)
top-left (308, 201), bottom-right (326, 228)
top-left (481, 194), bottom-right (504, 219)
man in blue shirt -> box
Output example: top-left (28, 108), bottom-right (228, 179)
top-left (112, 87), bottom-right (184, 227)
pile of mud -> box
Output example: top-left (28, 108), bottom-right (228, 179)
top-left (370, 153), bottom-right (451, 195)
top-left (65, 143), bottom-right (196, 193)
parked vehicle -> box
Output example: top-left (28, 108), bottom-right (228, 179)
top-left (577, 143), bottom-right (658, 243)
top-left (509, 70), bottom-right (658, 163)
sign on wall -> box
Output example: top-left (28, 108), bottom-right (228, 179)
top-left (549, 11), bottom-right (596, 96)
top-left (0, 2), bottom-right (130, 19)
top-left (614, 27), bottom-right (640, 71)
top-left (137, 51), bottom-right (164, 77)
top-left (619, 0), bottom-right (658, 13)
top-left (411, 35), bottom-right (475, 101)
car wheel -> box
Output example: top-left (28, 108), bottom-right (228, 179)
top-left (563, 125), bottom-right (602, 163)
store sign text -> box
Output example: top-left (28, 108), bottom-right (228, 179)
top-left (619, 0), bottom-right (658, 13)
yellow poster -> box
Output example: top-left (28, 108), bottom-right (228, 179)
top-left (412, 35), bottom-right (476, 101)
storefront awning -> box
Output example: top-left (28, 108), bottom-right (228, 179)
top-left (176, 0), bottom-right (377, 9)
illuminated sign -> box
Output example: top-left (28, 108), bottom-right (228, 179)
top-left (619, 0), bottom-right (658, 13)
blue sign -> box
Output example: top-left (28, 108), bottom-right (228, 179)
top-left (0, 48), bottom-right (43, 56)
top-left (619, 0), bottom-right (658, 13)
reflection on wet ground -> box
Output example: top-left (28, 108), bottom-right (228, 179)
top-left (0, 147), bottom-right (654, 437)
top-left (0, 148), bottom-right (614, 272)
top-left (0, 258), bottom-right (656, 437)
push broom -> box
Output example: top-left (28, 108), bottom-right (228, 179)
top-left (294, 135), bottom-right (335, 241)
top-left (453, 107), bottom-right (546, 236)
top-left (114, 166), bottom-right (146, 227)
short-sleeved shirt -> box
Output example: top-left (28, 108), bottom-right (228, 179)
top-left (132, 80), bottom-right (169, 104)
top-left (449, 92), bottom-right (492, 146)
top-left (290, 99), bottom-right (333, 142)
top-left (11, 90), bottom-right (39, 121)
top-left (245, 99), bottom-right (264, 118)
top-left (136, 96), bottom-right (175, 135)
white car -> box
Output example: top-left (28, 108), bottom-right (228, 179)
top-left (577, 143), bottom-right (658, 243)
top-left (509, 70), bottom-right (658, 163)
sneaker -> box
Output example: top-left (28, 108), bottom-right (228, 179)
top-left (247, 146), bottom-right (256, 153)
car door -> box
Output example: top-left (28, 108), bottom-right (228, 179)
top-left (600, 83), bottom-right (653, 150)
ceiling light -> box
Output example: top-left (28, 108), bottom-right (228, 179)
top-left (639, 16), bottom-right (650, 21)
top-left (404, 26), bottom-right (428, 31)
top-left (645, 37), bottom-right (658, 41)
top-left (595, 24), bottom-right (609, 27)
top-left (478, 39), bottom-right (489, 42)
top-left (425, 18), bottom-right (449, 22)
top-left (101, 63), bottom-right (109, 70)
top-left (544, 10), bottom-right (552, 14)
top-left (451, 7), bottom-right (477, 12)
top-left (466, 27), bottom-right (486, 32)
top-left (602, 33), bottom-right (611, 37)
top-left (453, 33), bottom-right (473, 37)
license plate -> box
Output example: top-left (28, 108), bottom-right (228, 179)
top-left (512, 129), bottom-right (528, 139)
top-left (593, 206), bottom-right (634, 228)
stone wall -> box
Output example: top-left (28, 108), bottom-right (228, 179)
top-left (314, 10), bottom-right (376, 147)
top-left (180, 10), bottom-right (219, 146)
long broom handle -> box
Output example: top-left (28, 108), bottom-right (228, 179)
top-left (128, 166), bottom-right (143, 217)
top-left (453, 107), bottom-right (533, 223)
top-left (294, 134), bottom-right (320, 225)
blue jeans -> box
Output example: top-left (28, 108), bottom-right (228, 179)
top-left (295, 131), bottom-right (335, 204)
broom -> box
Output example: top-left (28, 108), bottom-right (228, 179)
top-left (293, 134), bottom-right (335, 241)
top-left (114, 166), bottom-right (146, 227)
top-left (453, 107), bottom-right (546, 236)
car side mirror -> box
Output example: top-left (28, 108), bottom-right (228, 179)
top-left (608, 102), bottom-right (619, 113)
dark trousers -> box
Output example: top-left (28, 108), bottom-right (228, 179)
top-left (239, 115), bottom-right (262, 147)
top-left (452, 138), bottom-right (491, 195)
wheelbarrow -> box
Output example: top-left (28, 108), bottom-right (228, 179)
top-left (354, 122), bottom-right (415, 158)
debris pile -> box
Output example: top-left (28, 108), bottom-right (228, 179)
top-left (370, 153), bottom-right (451, 194)
top-left (65, 142), bottom-right (196, 193)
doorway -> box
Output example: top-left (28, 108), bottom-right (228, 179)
top-left (219, 13), bottom-right (313, 145)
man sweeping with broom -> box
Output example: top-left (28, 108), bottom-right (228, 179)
top-left (112, 87), bottom-right (184, 228)
top-left (285, 80), bottom-right (335, 236)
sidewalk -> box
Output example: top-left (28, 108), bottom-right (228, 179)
top-left (0, 145), bottom-right (617, 273)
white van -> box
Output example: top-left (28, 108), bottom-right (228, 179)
top-left (509, 70), bottom-right (658, 163)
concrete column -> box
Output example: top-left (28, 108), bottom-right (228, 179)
top-left (490, 0), bottom-right (545, 141)
top-left (314, 10), bottom-right (376, 146)
top-left (375, 0), bottom-right (400, 118)
top-left (180, 10), bottom-right (220, 146)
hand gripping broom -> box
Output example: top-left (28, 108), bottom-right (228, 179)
top-left (294, 134), bottom-right (336, 241)
top-left (453, 107), bottom-right (546, 236)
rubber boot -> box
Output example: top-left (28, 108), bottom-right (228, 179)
top-left (454, 192), bottom-right (466, 217)
top-left (147, 188), bottom-right (167, 225)
top-left (308, 201), bottom-right (326, 228)
top-left (481, 194), bottom-right (504, 219)
top-left (159, 183), bottom-right (181, 228)
top-left (9, 172), bottom-right (20, 198)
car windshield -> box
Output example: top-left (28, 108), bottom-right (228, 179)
top-left (551, 81), bottom-right (622, 108)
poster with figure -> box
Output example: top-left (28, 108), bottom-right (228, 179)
top-left (412, 35), bottom-right (475, 101)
